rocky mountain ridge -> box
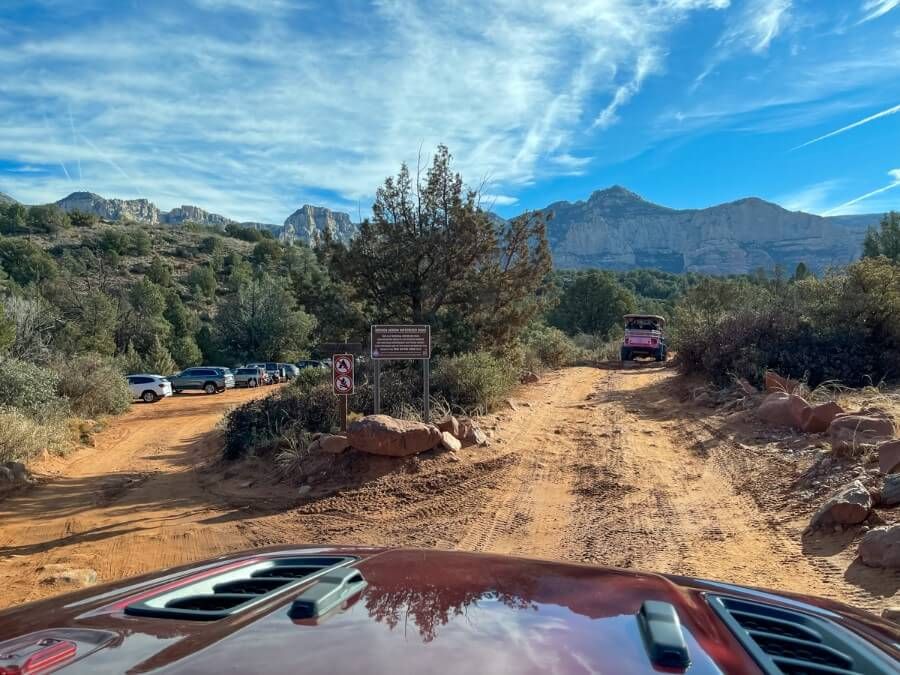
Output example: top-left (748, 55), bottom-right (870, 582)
top-left (541, 186), bottom-right (883, 274)
top-left (3, 186), bottom-right (891, 274)
top-left (50, 192), bottom-right (352, 244)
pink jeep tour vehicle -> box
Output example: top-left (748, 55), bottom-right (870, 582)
top-left (621, 314), bottom-right (667, 362)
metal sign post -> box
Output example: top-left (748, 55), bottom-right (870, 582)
top-left (371, 325), bottom-right (431, 422)
top-left (332, 354), bottom-right (354, 431)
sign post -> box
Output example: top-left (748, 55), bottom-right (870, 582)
top-left (332, 354), bottom-right (354, 431)
top-left (370, 325), bottom-right (431, 422)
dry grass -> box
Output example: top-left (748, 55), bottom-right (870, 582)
top-left (0, 407), bottom-right (71, 464)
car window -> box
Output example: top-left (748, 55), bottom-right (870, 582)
top-left (131, 376), bottom-right (150, 384)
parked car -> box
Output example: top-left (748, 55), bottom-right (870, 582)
top-left (233, 367), bottom-right (266, 388)
top-left (0, 546), bottom-right (897, 674)
top-left (620, 313), bottom-right (668, 362)
top-left (169, 367), bottom-right (233, 394)
top-left (210, 367), bottom-right (236, 388)
top-left (279, 363), bottom-right (300, 379)
top-left (297, 359), bottom-right (328, 370)
top-left (246, 362), bottom-right (285, 384)
top-left (126, 374), bottom-right (172, 403)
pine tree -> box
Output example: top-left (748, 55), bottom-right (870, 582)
top-left (143, 337), bottom-right (177, 376)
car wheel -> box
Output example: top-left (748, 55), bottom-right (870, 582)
top-left (142, 390), bottom-right (157, 403)
top-left (174, 389), bottom-right (182, 395)
top-left (620, 347), bottom-right (631, 361)
top-left (204, 383), bottom-right (216, 395)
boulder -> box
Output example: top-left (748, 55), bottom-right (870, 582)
top-left (756, 392), bottom-right (810, 430)
top-left (317, 434), bottom-right (351, 455)
top-left (858, 524), bottom-right (900, 569)
top-left (505, 399), bottom-right (518, 412)
top-left (878, 440), bottom-right (900, 475)
top-left (436, 416), bottom-right (460, 438)
top-left (764, 371), bottom-right (802, 394)
top-left (799, 401), bottom-right (844, 434)
top-left (881, 474), bottom-right (900, 507)
top-left (809, 480), bottom-right (873, 528)
top-left (347, 415), bottom-right (442, 457)
top-left (457, 418), bottom-right (488, 447)
top-left (829, 411), bottom-right (895, 453)
top-left (440, 431), bottom-right (462, 452)
top-left (521, 371), bottom-right (540, 384)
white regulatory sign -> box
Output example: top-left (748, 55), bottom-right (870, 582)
top-left (332, 353), bottom-right (354, 395)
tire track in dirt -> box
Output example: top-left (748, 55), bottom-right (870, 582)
top-left (0, 365), bottom-right (893, 613)
top-left (0, 387), bottom-right (276, 608)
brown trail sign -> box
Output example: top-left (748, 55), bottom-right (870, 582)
top-left (370, 325), bottom-right (432, 422)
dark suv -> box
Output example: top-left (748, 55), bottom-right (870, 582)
top-left (168, 367), bottom-right (234, 394)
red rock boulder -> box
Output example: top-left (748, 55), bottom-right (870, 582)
top-left (799, 401), bottom-right (844, 433)
top-left (436, 416), bottom-right (460, 438)
top-left (348, 415), bottom-right (442, 457)
top-left (828, 410), bottom-right (895, 453)
top-left (756, 392), bottom-right (810, 430)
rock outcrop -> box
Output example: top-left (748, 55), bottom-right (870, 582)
top-left (162, 204), bottom-right (235, 227)
top-left (56, 191), bottom-right (161, 223)
top-left (0, 192), bottom-right (17, 205)
top-left (542, 186), bottom-right (873, 274)
top-left (282, 205), bottom-right (355, 244)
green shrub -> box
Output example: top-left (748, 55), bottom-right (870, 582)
top-left (673, 258), bottom-right (900, 387)
top-left (223, 383), bottom-right (338, 459)
top-left (521, 324), bottom-right (580, 369)
top-left (0, 358), bottom-right (66, 417)
top-left (0, 406), bottom-right (70, 463)
top-left (433, 351), bottom-right (517, 412)
top-left (55, 354), bottom-right (131, 417)
top-left (0, 238), bottom-right (58, 285)
top-left (292, 366), bottom-right (330, 390)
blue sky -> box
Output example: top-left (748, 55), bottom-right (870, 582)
top-left (0, 0), bottom-right (898, 223)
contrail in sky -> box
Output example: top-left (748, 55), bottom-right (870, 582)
top-left (792, 103), bottom-right (900, 150)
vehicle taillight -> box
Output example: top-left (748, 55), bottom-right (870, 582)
top-left (624, 338), bottom-right (630, 345)
top-left (651, 338), bottom-right (658, 345)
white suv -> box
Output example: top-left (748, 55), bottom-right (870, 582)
top-left (126, 374), bottom-right (173, 403)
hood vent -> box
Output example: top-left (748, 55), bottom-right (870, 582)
top-left (125, 556), bottom-right (357, 621)
top-left (708, 595), bottom-right (896, 675)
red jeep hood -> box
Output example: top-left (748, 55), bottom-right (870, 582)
top-left (0, 546), bottom-right (897, 674)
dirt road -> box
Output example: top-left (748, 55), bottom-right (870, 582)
top-left (1, 367), bottom-right (896, 612)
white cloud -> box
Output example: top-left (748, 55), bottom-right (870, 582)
top-left (860, 0), bottom-right (900, 23)
top-left (823, 169), bottom-right (900, 215)
top-left (775, 179), bottom-right (843, 214)
top-left (0, 1), bottom-right (733, 221)
top-left (792, 103), bottom-right (900, 150)
top-left (695, 0), bottom-right (792, 85)
top-left (481, 194), bottom-right (519, 207)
